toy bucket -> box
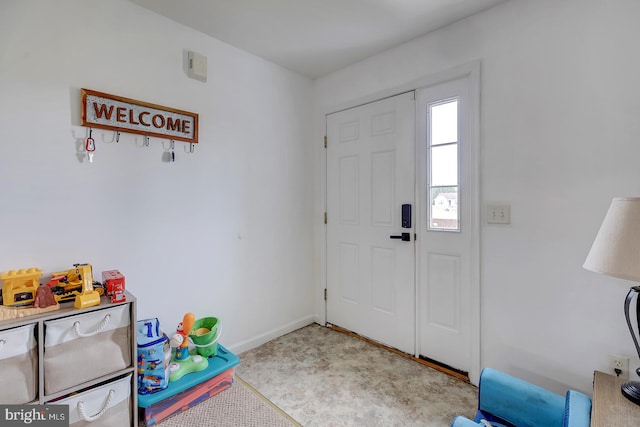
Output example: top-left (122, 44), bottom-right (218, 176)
top-left (189, 317), bottom-right (221, 357)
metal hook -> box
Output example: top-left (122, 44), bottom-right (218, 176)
top-left (170, 140), bottom-right (175, 162)
top-left (115, 130), bottom-right (120, 143)
top-left (144, 136), bottom-right (150, 147)
top-left (189, 143), bottom-right (195, 154)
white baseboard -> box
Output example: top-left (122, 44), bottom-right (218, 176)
top-left (313, 314), bottom-right (324, 325)
top-left (227, 315), bottom-right (316, 355)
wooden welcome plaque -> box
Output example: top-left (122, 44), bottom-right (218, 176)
top-left (81, 88), bottom-right (198, 143)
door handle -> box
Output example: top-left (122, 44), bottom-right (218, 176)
top-left (390, 232), bottom-right (411, 242)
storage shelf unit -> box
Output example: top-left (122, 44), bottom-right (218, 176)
top-left (0, 291), bottom-right (137, 426)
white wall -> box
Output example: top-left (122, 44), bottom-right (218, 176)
top-left (0, 0), bottom-right (315, 353)
top-left (3, 0), bottom-right (640, 398)
top-left (314, 0), bottom-right (640, 394)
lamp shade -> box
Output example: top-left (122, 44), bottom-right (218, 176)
top-left (583, 197), bottom-right (640, 282)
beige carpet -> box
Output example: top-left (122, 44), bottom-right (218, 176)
top-left (154, 375), bottom-right (302, 427)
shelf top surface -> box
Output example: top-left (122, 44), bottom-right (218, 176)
top-left (0, 291), bottom-right (135, 329)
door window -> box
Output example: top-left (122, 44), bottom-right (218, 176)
top-left (427, 98), bottom-right (459, 231)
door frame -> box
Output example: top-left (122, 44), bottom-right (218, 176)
top-left (319, 61), bottom-right (481, 384)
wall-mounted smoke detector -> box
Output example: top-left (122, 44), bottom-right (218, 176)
top-left (187, 51), bottom-right (207, 82)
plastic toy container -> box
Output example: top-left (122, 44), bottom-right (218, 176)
top-left (138, 344), bottom-right (239, 426)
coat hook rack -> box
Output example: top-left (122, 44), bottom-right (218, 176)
top-left (81, 88), bottom-right (199, 149)
top-left (110, 130), bottom-right (120, 143)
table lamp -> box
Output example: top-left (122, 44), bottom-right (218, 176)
top-left (583, 197), bottom-right (640, 405)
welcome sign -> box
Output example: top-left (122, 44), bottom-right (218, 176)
top-left (81, 89), bottom-right (198, 143)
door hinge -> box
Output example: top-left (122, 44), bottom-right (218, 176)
top-left (324, 135), bottom-right (327, 148)
top-left (324, 212), bottom-right (327, 224)
top-left (324, 288), bottom-right (327, 300)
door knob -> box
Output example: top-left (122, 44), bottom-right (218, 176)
top-left (390, 232), bottom-right (411, 242)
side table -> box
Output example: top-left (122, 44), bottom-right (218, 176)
top-left (591, 370), bottom-right (640, 426)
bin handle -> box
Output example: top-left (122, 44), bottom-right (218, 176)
top-left (191, 325), bottom-right (222, 348)
top-left (77, 389), bottom-right (115, 422)
top-left (73, 314), bottom-right (111, 338)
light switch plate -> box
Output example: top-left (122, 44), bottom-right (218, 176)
top-left (487, 204), bottom-right (510, 224)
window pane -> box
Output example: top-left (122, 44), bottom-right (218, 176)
top-left (430, 187), bottom-right (459, 230)
top-left (431, 144), bottom-right (458, 186)
top-left (430, 99), bottom-right (458, 146)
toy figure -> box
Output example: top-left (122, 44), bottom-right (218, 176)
top-left (171, 313), bottom-right (195, 361)
top-left (33, 284), bottom-right (57, 308)
top-left (168, 312), bottom-right (208, 382)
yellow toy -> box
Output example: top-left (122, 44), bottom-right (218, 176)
top-left (47, 264), bottom-right (102, 309)
top-left (0, 268), bottom-right (43, 306)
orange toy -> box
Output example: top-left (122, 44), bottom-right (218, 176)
top-left (168, 312), bottom-right (208, 382)
top-left (177, 313), bottom-right (194, 354)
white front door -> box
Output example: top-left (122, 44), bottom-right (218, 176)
top-left (416, 76), bottom-right (477, 374)
top-left (326, 92), bottom-right (416, 354)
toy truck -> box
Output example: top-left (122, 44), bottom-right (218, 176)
top-left (102, 270), bottom-right (126, 303)
top-left (46, 263), bottom-right (102, 308)
top-left (0, 268), bottom-right (43, 306)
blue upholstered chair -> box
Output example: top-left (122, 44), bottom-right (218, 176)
top-left (451, 368), bottom-right (592, 427)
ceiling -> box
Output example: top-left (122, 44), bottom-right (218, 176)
top-left (132, 0), bottom-right (507, 79)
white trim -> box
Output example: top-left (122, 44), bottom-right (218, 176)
top-left (319, 60), bottom-right (481, 384)
top-left (320, 61), bottom-right (481, 117)
top-left (468, 61), bottom-right (481, 386)
top-left (227, 315), bottom-right (316, 355)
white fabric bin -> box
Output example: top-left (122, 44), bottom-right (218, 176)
top-left (44, 305), bottom-right (131, 394)
top-left (53, 373), bottom-right (132, 427)
top-left (0, 323), bottom-right (38, 403)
